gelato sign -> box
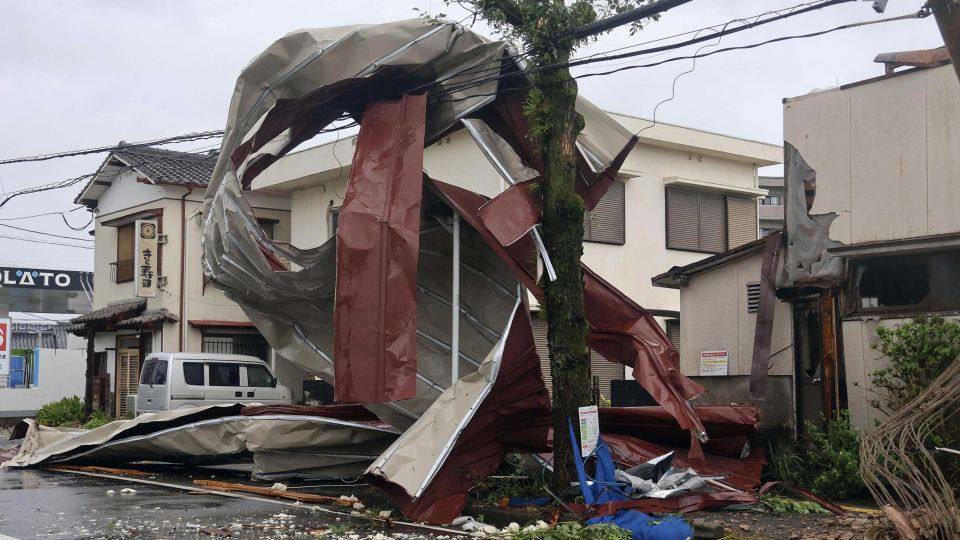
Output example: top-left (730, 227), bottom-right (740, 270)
top-left (0, 267), bottom-right (88, 291)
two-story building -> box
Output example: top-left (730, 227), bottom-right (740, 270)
top-left (69, 146), bottom-right (307, 417)
top-left (652, 48), bottom-right (959, 433)
top-left (248, 111), bottom-right (781, 399)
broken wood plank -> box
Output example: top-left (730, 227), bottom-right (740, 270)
top-left (192, 479), bottom-right (356, 507)
top-left (47, 465), bottom-right (153, 477)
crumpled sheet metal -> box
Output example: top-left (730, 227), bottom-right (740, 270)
top-left (779, 143), bottom-right (843, 287)
top-left (2, 404), bottom-right (399, 480)
top-left (334, 94), bottom-right (426, 403)
top-left (367, 296), bottom-right (551, 524)
top-left (200, 17), bottom-right (705, 523)
top-left (425, 179), bottom-right (707, 440)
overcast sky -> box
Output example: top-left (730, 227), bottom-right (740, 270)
top-left (0, 0), bottom-right (942, 271)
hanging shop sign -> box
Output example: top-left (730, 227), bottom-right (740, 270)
top-left (578, 404), bottom-right (600, 456)
top-left (134, 220), bottom-right (158, 298)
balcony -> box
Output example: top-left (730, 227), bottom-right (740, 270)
top-left (758, 204), bottom-right (784, 221)
top-left (110, 259), bottom-right (134, 283)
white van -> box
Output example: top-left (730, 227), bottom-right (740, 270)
top-left (136, 352), bottom-right (292, 416)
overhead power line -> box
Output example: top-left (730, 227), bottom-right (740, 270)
top-left (0, 233), bottom-right (93, 250)
top-left (426, 8), bottom-right (927, 107)
top-left (0, 206), bottom-right (86, 221)
top-left (0, 222), bottom-right (93, 242)
top-left (425, 0), bottom-right (859, 101)
top-left (0, 130), bottom-right (224, 166)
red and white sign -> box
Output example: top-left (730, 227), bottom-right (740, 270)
top-left (0, 317), bottom-right (10, 376)
top-left (699, 350), bottom-right (728, 376)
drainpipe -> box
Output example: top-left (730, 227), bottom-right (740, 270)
top-left (179, 186), bottom-right (194, 352)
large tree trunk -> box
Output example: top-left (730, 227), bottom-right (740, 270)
top-left (534, 54), bottom-right (592, 491)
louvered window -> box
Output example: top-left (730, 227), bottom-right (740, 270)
top-left (665, 319), bottom-right (680, 352)
top-left (727, 196), bottom-right (758, 248)
top-left (532, 316), bottom-right (624, 399)
top-left (584, 180), bottom-right (625, 245)
top-left (746, 282), bottom-right (761, 313)
top-left (667, 188), bottom-right (757, 253)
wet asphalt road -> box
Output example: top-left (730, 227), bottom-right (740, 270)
top-left (0, 468), bottom-right (424, 539)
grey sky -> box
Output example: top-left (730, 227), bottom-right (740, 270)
top-left (0, 0), bottom-right (941, 271)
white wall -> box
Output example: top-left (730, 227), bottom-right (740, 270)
top-left (784, 64), bottom-right (960, 245)
top-left (0, 349), bottom-right (85, 415)
top-left (841, 315), bottom-right (960, 432)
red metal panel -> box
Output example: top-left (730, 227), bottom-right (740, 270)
top-left (430, 178), bottom-right (707, 439)
top-left (333, 94), bottom-right (427, 403)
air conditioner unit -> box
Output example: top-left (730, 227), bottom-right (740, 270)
top-left (157, 275), bottom-right (168, 289)
top-left (157, 234), bottom-right (169, 245)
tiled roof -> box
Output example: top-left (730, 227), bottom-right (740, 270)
top-left (71, 298), bottom-right (146, 325)
top-left (113, 146), bottom-right (219, 186)
top-left (115, 308), bottom-right (179, 329)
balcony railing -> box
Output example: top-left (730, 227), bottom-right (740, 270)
top-left (110, 259), bottom-right (134, 283)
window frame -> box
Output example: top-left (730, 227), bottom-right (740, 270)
top-left (665, 187), bottom-right (728, 254)
top-left (182, 362), bottom-right (205, 386)
top-left (846, 250), bottom-right (960, 317)
top-left (207, 362), bottom-right (241, 387)
top-left (583, 179), bottom-right (626, 246)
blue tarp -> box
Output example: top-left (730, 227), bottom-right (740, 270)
top-left (569, 421), bottom-right (693, 540)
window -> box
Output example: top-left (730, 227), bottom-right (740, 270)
top-left (153, 360), bottom-right (167, 385)
top-left (666, 188), bottom-right (757, 253)
top-left (584, 180), bottom-right (625, 245)
top-left (114, 223), bottom-right (135, 282)
top-left (726, 196), bottom-right (758, 249)
top-left (746, 282), bottom-right (761, 313)
top-left (183, 362), bottom-right (204, 385)
top-left (202, 331), bottom-right (269, 362)
top-left (256, 218), bottom-right (277, 240)
top-left (329, 205), bottom-right (341, 239)
top-left (850, 250), bottom-right (960, 314)
top-left (208, 363), bottom-right (240, 386)
top-left (246, 365), bottom-right (275, 387)
top-left (665, 319), bottom-right (680, 352)
top-left (760, 195), bottom-right (782, 205)
top-left (140, 359), bottom-right (155, 384)
top-left (666, 188), bottom-right (726, 253)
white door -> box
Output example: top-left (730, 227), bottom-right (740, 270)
top-left (205, 362), bottom-right (244, 404)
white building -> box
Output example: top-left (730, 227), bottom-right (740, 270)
top-left (653, 50), bottom-right (960, 433)
top-left (70, 146), bottom-right (309, 417)
top-left (250, 111), bottom-right (781, 398)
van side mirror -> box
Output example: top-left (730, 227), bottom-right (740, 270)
top-left (271, 376), bottom-right (278, 388)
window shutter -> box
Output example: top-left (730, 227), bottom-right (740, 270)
top-left (533, 316), bottom-right (623, 399)
top-left (532, 317), bottom-right (552, 396)
top-left (666, 188), bottom-right (700, 250)
top-left (585, 180), bottom-right (625, 244)
top-left (746, 282), bottom-right (761, 313)
top-left (665, 319), bottom-right (680, 351)
top-left (117, 223), bottom-right (135, 261)
top-left (698, 191), bottom-right (726, 253)
top-left (726, 196), bottom-right (758, 248)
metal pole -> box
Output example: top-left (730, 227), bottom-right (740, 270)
top-left (451, 212), bottom-right (461, 385)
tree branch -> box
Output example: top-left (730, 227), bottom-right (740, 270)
top-left (488, 0), bottom-right (525, 27)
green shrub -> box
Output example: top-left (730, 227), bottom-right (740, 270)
top-left (512, 522), bottom-right (631, 540)
top-left (802, 411), bottom-right (867, 500)
top-left (871, 316), bottom-right (960, 415)
top-left (35, 396), bottom-right (85, 427)
top-left (766, 413), bottom-right (868, 500)
top-left (82, 411), bottom-right (112, 430)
